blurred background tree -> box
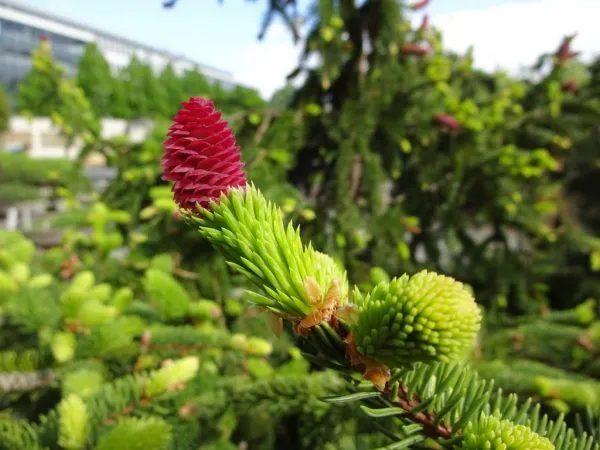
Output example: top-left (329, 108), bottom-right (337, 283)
top-left (0, 85), bottom-right (9, 133)
top-left (16, 38), bottom-right (63, 117)
top-left (158, 63), bottom-right (186, 116)
top-left (76, 43), bottom-right (115, 119)
top-left (218, 0), bottom-right (600, 418)
top-left (120, 57), bottom-right (157, 119)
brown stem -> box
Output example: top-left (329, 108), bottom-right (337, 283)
top-left (172, 267), bottom-right (200, 280)
top-left (307, 174), bottom-right (323, 202)
top-left (335, 329), bottom-right (455, 441)
top-left (577, 335), bottom-right (596, 353)
top-left (254, 112), bottom-right (275, 144)
top-left (102, 403), bottom-right (137, 426)
top-left (133, 329), bottom-right (152, 372)
top-left (350, 155), bottom-right (362, 201)
top-left (387, 385), bottom-right (454, 440)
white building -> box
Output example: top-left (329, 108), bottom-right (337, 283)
top-left (0, 0), bottom-right (235, 93)
top-left (4, 115), bottom-right (154, 161)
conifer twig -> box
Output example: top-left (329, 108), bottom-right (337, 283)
top-left (0, 370), bottom-right (55, 392)
top-left (388, 384), bottom-right (454, 440)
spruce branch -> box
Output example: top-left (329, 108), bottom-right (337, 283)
top-left (0, 419), bottom-right (44, 450)
top-left (160, 96), bottom-right (594, 448)
top-left (180, 372), bottom-right (346, 420)
top-left (386, 383), bottom-right (453, 440)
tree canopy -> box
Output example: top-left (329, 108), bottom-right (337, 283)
top-left (15, 39), bottom-right (63, 117)
top-left (0, 85), bottom-right (9, 133)
top-left (76, 43), bottom-right (114, 118)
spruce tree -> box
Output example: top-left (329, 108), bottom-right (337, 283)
top-left (107, 76), bottom-right (130, 119)
top-left (13, 39), bottom-right (99, 147)
top-left (120, 57), bottom-right (152, 119)
top-left (76, 43), bottom-right (114, 118)
top-left (0, 85), bottom-right (9, 133)
top-left (181, 69), bottom-right (212, 99)
top-left (15, 39), bottom-right (62, 117)
top-left (121, 58), bottom-right (169, 118)
top-left (143, 64), bottom-right (170, 118)
top-left (158, 63), bottom-right (185, 116)
top-left (217, 85), bottom-right (265, 114)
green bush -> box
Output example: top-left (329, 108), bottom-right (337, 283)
top-left (0, 152), bottom-right (89, 192)
top-left (0, 183), bottom-right (41, 204)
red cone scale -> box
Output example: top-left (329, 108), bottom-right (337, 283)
top-left (400, 43), bottom-right (431, 56)
top-left (561, 79), bottom-right (578, 93)
top-left (411, 0), bottom-right (430, 10)
top-left (556, 34), bottom-right (579, 64)
top-left (434, 113), bottom-right (459, 131)
top-left (419, 14), bottom-right (430, 32)
top-left (162, 97), bottom-right (247, 210)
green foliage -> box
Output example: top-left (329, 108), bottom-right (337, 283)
top-left (15, 40), bottom-right (100, 146)
top-left (159, 63), bottom-right (186, 116)
top-left (0, 228), bottom-right (332, 449)
top-left (121, 57), bottom-right (169, 119)
top-left (473, 359), bottom-right (600, 411)
top-left (0, 349), bottom-right (47, 372)
top-left (179, 169), bottom-right (599, 447)
top-left (181, 69), bottom-right (212, 99)
top-left (0, 152), bottom-right (84, 187)
top-left (325, 361), bottom-right (595, 449)
top-left (192, 184), bottom-right (348, 318)
top-left (144, 269), bottom-right (191, 320)
top-left (221, 0), bottom-right (600, 326)
top-left (0, 151), bottom-right (89, 206)
top-left (107, 77), bottom-right (130, 118)
top-left (145, 356), bottom-right (199, 397)
top-left (57, 394), bottom-right (89, 450)
top-left (0, 230), bottom-right (35, 268)
top-left (95, 417), bottom-right (172, 450)
top-left (0, 183), bottom-right (40, 203)
top-left (15, 40), bottom-right (62, 116)
top-left (351, 271), bottom-right (481, 366)
top-left (214, 84), bottom-right (265, 114)
top-left (76, 43), bottom-right (114, 118)
top-left (63, 367), bottom-right (105, 398)
top-left (481, 321), bottom-right (597, 371)
top-left (100, 122), bottom-right (169, 219)
top-left (0, 420), bottom-right (43, 450)
top-left (460, 413), bottom-right (554, 450)
top-left (0, 85), bottom-right (9, 133)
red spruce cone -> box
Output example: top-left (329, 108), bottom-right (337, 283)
top-left (556, 34), bottom-right (579, 64)
top-left (400, 43), bottom-right (431, 56)
top-left (434, 113), bottom-right (459, 131)
top-left (411, 0), bottom-right (430, 10)
top-left (561, 79), bottom-right (578, 93)
top-left (161, 97), bottom-right (247, 211)
top-left (420, 14), bottom-right (430, 32)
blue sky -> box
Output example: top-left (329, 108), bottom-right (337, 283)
top-left (23, 0), bottom-right (600, 97)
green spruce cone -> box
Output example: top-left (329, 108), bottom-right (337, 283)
top-left (188, 184), bottom-right (348, 320)
top-left (459, 414), bottom-right (554, 450)
top-left (351, 271), bottom-right (481, 366)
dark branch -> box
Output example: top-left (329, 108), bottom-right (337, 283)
top-left (0, 370), bottom-right (55, 392)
